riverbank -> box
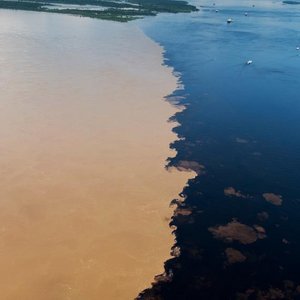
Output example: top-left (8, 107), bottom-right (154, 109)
top-left (0, 0), bottom-right (197, 22)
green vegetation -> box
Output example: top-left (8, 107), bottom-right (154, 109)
top-left (0, 0), bottom-right (198, 22)
top-left (283, 0), bottom-right (300, 4)
top-left (128, 0), bottom-right (197, 13)
top-left (0, 0), bottom-right (43, 11)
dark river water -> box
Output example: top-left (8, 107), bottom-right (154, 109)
top-left (138, 0), bottom-right (300, 299)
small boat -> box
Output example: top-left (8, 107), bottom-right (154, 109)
top-left (227, 18), bottom-right (233, 23)
top-left (246, 60), bottom-right (253, 65)
top-left (297, 47), bottom-right (300, 50)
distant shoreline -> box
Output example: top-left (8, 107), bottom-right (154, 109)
top-left (0, 0), bottom-right (198, 22)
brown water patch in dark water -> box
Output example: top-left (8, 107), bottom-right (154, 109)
top-left (208, 220), bottom-right (265, 244)
top-left (262, 193), bottom-right (283, 206)
top-left (224, 187), bottom-right (248, 198)
top-left (224, 248), bottom-right (246, 264)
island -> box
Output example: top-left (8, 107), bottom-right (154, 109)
top-left (0, 0), bottom-right (198, 22)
